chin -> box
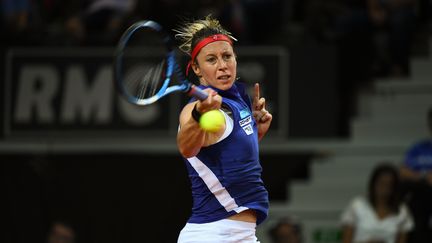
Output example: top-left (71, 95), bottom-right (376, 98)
top-left (217, 79), bottom-right (235, 90)
top-left (217, 83), bottom-right (233, 91)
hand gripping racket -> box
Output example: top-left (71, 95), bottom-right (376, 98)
top-left (114, 20), bottom-right (208, 106)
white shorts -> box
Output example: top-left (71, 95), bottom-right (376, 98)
top-left (177, 219), bottom-right (260, 243)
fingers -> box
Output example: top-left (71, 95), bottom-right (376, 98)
top-left (260, 111), bottom-right (272, 123)
top-left (253, 83), bottom-right (269, 122)
top-left (196, 88), bottom-right (221, 113)
top-left (256, 97), bottom-right (265, 111)
top-left (253, 83), bottom-right (260, 109)
top-left (253, 83), bottom-right (267, 111)
top-left (254, 109), bottom-right (271, 123)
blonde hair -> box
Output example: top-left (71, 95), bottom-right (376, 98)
top-left (174, 15), bottom-right (237, 55)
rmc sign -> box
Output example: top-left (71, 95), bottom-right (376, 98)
top-left (2, 47), bottom-right (288, 142)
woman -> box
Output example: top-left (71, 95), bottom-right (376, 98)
top-left (175, 15), bottom-right (272, 243)
top-left (341, 163), bottom-right (414, 243)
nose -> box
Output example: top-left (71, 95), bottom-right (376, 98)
top-left (217, 57), bottom-right (228, 70)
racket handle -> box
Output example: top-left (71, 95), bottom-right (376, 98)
top-left (188, 85), bottom-right (209, 101)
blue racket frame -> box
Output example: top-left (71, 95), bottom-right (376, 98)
top-left (114, 20), bottom-right (208, 106)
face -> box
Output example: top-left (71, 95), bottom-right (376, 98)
top-left (275, 224), bottom-right (300, 243)
top-left (374, 173), bottom-right (394, 200)
top-left (192, 41), bottom-right (237, 90)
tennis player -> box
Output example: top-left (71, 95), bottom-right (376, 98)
top-left (175, 16), bottom-right (272, 243)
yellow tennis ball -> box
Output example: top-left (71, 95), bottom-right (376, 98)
top-left (199, 110), bottom-right (225, 132)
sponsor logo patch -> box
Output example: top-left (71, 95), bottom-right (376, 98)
top-left (242, 124), bottom-right (253, 135)
top-left (240, 109), bottom-right (250, 119)
top-left (239, 116), bottom-right (252, 127)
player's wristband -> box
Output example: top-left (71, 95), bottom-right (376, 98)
top-left (191, 104), bottom-right (202, 122)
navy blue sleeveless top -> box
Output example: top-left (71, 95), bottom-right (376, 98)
top-left (182, 82), bottom-right (269, 225)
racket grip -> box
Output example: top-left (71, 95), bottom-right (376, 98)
top-left (188, 85), bottom-right (208, 101)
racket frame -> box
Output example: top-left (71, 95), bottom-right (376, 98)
top-left (114, 20), bottom-right (207, 106)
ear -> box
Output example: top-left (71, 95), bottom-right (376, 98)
top-left (191, 62), bottom-right (201, 77)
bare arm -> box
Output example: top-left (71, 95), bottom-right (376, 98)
top-left (177, 89), bottom-right (225, 158)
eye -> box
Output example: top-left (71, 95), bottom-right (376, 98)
top-left (206, 56), bottom-right (216, 63)
top-left (223, 54), bottom-right (232, 61)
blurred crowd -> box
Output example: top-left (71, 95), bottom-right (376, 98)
top-left (294, 0), bottom-right (425, 78)
top-left (269, 108), bottom-right (432, 243)
top-left (0, 0), bottom-right (285, 47)
top-left (1, 0), bottom-right (430, 82)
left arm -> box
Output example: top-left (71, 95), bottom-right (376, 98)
top-left (252, 83), bottom-right (272, 141)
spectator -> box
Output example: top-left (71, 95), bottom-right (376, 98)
top-left (268, 216), bottom-right (303, 243)
top-left (341, 163), bottom-right (414, 243)
top-left (46, 220), bottom-right (76, 243)
top-left (400, 107), bottom-right (432, 243)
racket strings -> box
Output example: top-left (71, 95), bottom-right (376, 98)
top-left (127, 59), bottom-right (166, 99)
top-left (124, 67), bottom-right (146, 97)
top-left (149, 60), bottom-right (165, 97)
top-left (116, 21), bottom-right (190, 105)
top-left (137, 70), bottom-right (153, 99)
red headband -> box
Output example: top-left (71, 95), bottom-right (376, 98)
top-left (186, 34), bottom-right (233, 76)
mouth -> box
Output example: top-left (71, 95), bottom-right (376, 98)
top-left (217, 75), bottom-right (231, 81)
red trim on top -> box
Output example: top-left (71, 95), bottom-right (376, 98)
top-left (186, 34), bottom-right (233, 76)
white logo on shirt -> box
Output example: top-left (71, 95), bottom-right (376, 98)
top-left (239, 116), bottom-right (252, 127)
top-left (242, 124), bottom-right (253, 135)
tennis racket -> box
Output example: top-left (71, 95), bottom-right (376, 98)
top-left (114, 20), bottom-right (208, 106)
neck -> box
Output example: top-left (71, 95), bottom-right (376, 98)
top-left (375, 197), bottom-right (389, 207)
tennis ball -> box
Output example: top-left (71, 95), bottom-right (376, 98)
top-left (199, 110), bottom-right (225, 132)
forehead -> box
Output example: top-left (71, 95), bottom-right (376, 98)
top-left (198, 41), bottom-right (234, 55)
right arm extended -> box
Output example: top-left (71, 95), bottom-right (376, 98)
top-left (177, 89), bottom-right (225, 158)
